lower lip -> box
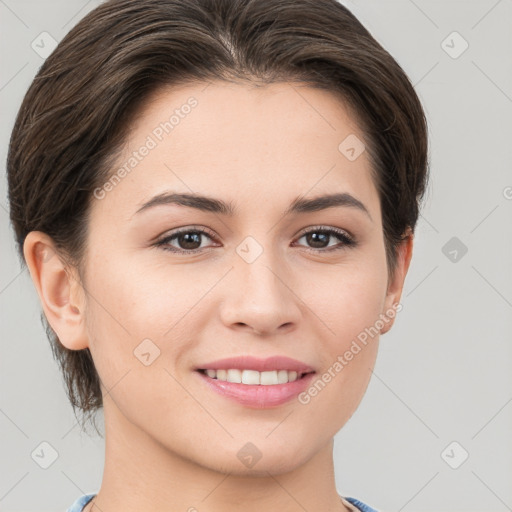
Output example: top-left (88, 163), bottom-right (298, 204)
top-left (195, 370), bottom-right (316, 408)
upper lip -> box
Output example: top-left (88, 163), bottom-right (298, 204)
top-left (196, 355), bottom-right (315, 373)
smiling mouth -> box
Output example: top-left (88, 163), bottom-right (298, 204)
top-left (196, 368), bottom-right (315, 385)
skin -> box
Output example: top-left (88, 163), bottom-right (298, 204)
top-left (24, 80), bottom-right (413, 512)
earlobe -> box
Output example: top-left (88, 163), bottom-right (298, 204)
top-left (23, 231), bottom-right (89, 350)
top-left (380, 231), bottom-right (414, 335)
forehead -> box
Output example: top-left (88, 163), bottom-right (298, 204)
top-left (92, 80), bottom-right (379, 222)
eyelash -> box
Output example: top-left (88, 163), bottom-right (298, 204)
top-left (154, 225), bottom-right (357, 255)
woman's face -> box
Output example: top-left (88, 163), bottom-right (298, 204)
top-left (76, 80), bottom-right (410, 474)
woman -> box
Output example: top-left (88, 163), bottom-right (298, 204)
top-left (7, 0), bottom-right (428, 511)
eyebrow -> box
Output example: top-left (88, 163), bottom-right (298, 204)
top-left (134, 191), bottom-right (372, 221)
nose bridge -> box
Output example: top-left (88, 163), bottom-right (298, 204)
top-left (219, 234), bottom-right (301, 334)
top-left (240, 244), bottom-right (283, 300)
top-left (236, 235), bottom-right (289, 306)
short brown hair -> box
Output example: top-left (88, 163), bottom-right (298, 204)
top-left (7, 0), bottom-right (429, 433)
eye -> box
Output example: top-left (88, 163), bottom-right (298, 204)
top-left (154, 225), bottom-right (357, 254)
top-left (154, 227), bottom-right (217, 254)
top-left (294, 226), bottom-right (357, 252)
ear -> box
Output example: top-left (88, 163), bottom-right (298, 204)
top-left (380, 230), bottom-right (414, 335)
top-left (23, 231), bottom-right (89, 350)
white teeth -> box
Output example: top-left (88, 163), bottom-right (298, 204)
top-left (202, 369), bottom-right (301, 385)
top-left (242, 370), bottom-right (260, 385)
top-left (277, 369), bottom-right (289, 384)
top-left (227, 369), bottom-right (242, 383)
top-left (261, 370), bottom-right (278, 385)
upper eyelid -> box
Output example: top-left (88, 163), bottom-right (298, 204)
top-left (158, 224), bottom-right (351, 238)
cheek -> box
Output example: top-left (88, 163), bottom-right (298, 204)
top-left (297, 260), bottom-right (387, 425)
top-left (82, 251), bottom-right (204, 390)
top-left (336, 272), bottom-right (387, 342)
top-left (82, 257), bottom-right (203, 433)
top-left (85, 248), bottom-right (209, 339)
top-left (306, 255), bottom-right (388, 349)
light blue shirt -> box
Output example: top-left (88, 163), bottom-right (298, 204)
top-left (66, 492), bottom-right (379, 511)
top-left (66, 493), bottom-right (95, 512)
top-left (343, 496), bottom-right (380, 512)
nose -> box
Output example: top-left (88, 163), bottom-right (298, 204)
top-left (218, 246), bottom-right (302, 337)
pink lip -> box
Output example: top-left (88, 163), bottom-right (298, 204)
top-left (195, 355), bottom-right (315, 373)
top-left (195, 370), bottom-right (316, 408)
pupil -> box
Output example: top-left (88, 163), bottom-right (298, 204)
top-left (179, 232), bottom-right (201, 249)
top-left (307, 232), bottom-right (328, 248)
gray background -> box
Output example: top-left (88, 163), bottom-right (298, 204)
top-left (1, 1), bottom-right (511, 511)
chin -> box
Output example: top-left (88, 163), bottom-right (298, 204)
top-left (206, 441), bottom-right (314, 477)
top-left (210, 456), bottom-right (305, 477)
